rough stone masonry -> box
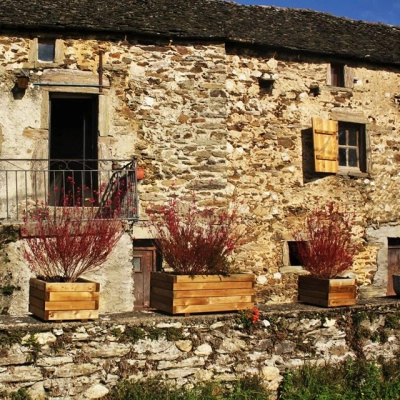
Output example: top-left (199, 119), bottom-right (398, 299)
top-left (1, 0), bottom-right (400, 312)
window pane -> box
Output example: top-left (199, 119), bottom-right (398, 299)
top-left (133, 257), bottom-right (141, 272)
top-left (339, 148), bottom-right (347, 166)
top-left (348, 148), bottom-right (358, 167)
top-left (38, 40), bottom-right (55, 62)
top-left (338, 128), bottom-right (347, 145)
top-left (348, 130), bottom-right (358, 146)
top-left (331, 64), bottom-right (344, 87)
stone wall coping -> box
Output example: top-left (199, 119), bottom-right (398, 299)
top-left (1, 297), bottom-right (399, 331)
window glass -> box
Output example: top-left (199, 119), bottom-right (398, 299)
top-left (338, 128), bottom-right (346, 145)
top-left (38, 39), bottom-right (55, 62)
top-left (338, 122), bottom-right (365, 170)
top-left (348, 149), bottom-right (358, 167)
top-left (133, 257), bottom-right (141, 272)
top-left (348, 130), bottom-right (358, 146)
top-left (339, 148), bottom-right (346, 166)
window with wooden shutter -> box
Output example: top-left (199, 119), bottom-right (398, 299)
top-left (313, 117), bottom-right (368, 175)
top-left (312, 117), bottom-right (339, 173)
top-left (330, 64), bottom-right (345, 87)
top-left (327, 64), bottom-right (354, 88)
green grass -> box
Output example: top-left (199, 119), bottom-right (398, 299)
top-left (104, 375), bottom-right (270, 400)
top-left (4, 358), bottom-right (400, 400)
top-left (278, 358), bottom-right (400, 400)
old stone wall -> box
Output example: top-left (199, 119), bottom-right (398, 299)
top-left (1, 32), bottom-right (400, 310)
top-left (0, 300), bottom-right (400, 399)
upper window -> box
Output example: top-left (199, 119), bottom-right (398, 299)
top-left (327, 64), bottom-right (354, 89)
top-left (312, 117), bottom-right (367, 175)
top-left (38, 39), bottom-right (55, 62)
top-left (27, 38), bottom-right (63, 67)
top-left (330, 64), bottom-right (345, 87)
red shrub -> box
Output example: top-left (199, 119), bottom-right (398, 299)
top-left (293, 202), bottom-right (357, 279)
top-left (146, 194), bottom-right (246, 275)
top-left (22, 181), bottom-right (124, 283)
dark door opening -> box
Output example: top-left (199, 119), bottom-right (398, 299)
top-left (49, 95), bottom-right (98, 205)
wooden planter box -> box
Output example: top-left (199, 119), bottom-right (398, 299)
top-left (29, 278), bottom-right (100, 321)
top-left (298, 275), bottom-right (357, 307)
top-left (150, 272), bottom-right (255, 315)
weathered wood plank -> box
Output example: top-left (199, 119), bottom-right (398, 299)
top-left (46, 291), bottom-right (100, 301)
top-left (151, 286), bottom-right (254, 299)
top-left (298, 289), bottom-right (356, 300)
top-left (46, 309), bottom-right (99, 321)
top-left (30, 287), bottom-right (99, 301)
top-left (151, 272), bottom-right (255, 283)
top-left (29, 303), bottom-right (46, 320)
top-left (29, 278), bottom-right (100, 292)
top-left (298, 294), bottom-right (356, 307)
top-left (172, 295), bottom-right (254, 306)
top-left (171, 282), bottom-right (254, 290)
top-left (173, 302), bottom-right (254, 314)
top-left (29, 296), bottom-right (98, 311)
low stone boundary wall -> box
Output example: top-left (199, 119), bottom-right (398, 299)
top-left (1, 298), bottom-right (400, 399)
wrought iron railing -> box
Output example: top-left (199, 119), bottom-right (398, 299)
top-left (0, 158), bottom-right (140, 222)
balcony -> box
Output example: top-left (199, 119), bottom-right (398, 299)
top-left (0, 158), bottom-right (140, 222)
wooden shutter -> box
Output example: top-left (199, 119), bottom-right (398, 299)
top-left (326, 64), bottom-right (332, 85)
top-left (344, 65), bottom-right (355, 88)
top-left (312, 117), bottom-right (338, 173)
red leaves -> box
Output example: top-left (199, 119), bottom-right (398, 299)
top-left (237, 306), bottom-right (260, 330)
top-left (22, 183), bottom-right (124, 283)
top-left (147, 195), bottom-right (245, 275)
top-left (294, 202), bottom-right (357, 279)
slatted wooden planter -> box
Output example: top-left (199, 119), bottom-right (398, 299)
top-left (298, 275), bottom-right (357, 307)
top-left (29, 277), bottom-right (100, 321)
top-left (150, 272), bottom-right (255, 315)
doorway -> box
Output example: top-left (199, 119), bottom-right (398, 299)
top-left (133, 240), bottom-right (157, 308)
top-left (49, 94), bottom-right (98, 205)
top-left (387, 238), bottom-right (400, 295)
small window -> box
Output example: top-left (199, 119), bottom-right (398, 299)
top-left (327, 64), bottom-right (355, 88)
top-left (38, 39), bottom-right (55, 62)
top-left (259, 78), bottom-right (274, 95)
top-left (288, 241), bottom-right (305, 265)
top-left (330, 64), bottom-right (345, 87)
top-left (338, 122), bottom-right (366, 171)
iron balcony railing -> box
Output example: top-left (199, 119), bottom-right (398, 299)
top-left (0, 158), bottom-right (140, 222)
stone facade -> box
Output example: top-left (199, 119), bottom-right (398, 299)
top-left (0, 300), bottom-right (400, 399)
top-left (1, 0), bottom-right (400, 313)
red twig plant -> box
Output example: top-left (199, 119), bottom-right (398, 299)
top-left (146, 193), bottom-right (246, 275)
top-left (293, 202), bottom-right (357, 279)
top-left (22, 179), bottom-right (124, 283)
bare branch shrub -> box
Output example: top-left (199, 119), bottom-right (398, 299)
top-left (293, 202), bottom-right (357, 279)
top-left (146, 193), bottom-right (247, 275)
top-left (22, 179), bottom-right (124, 282)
